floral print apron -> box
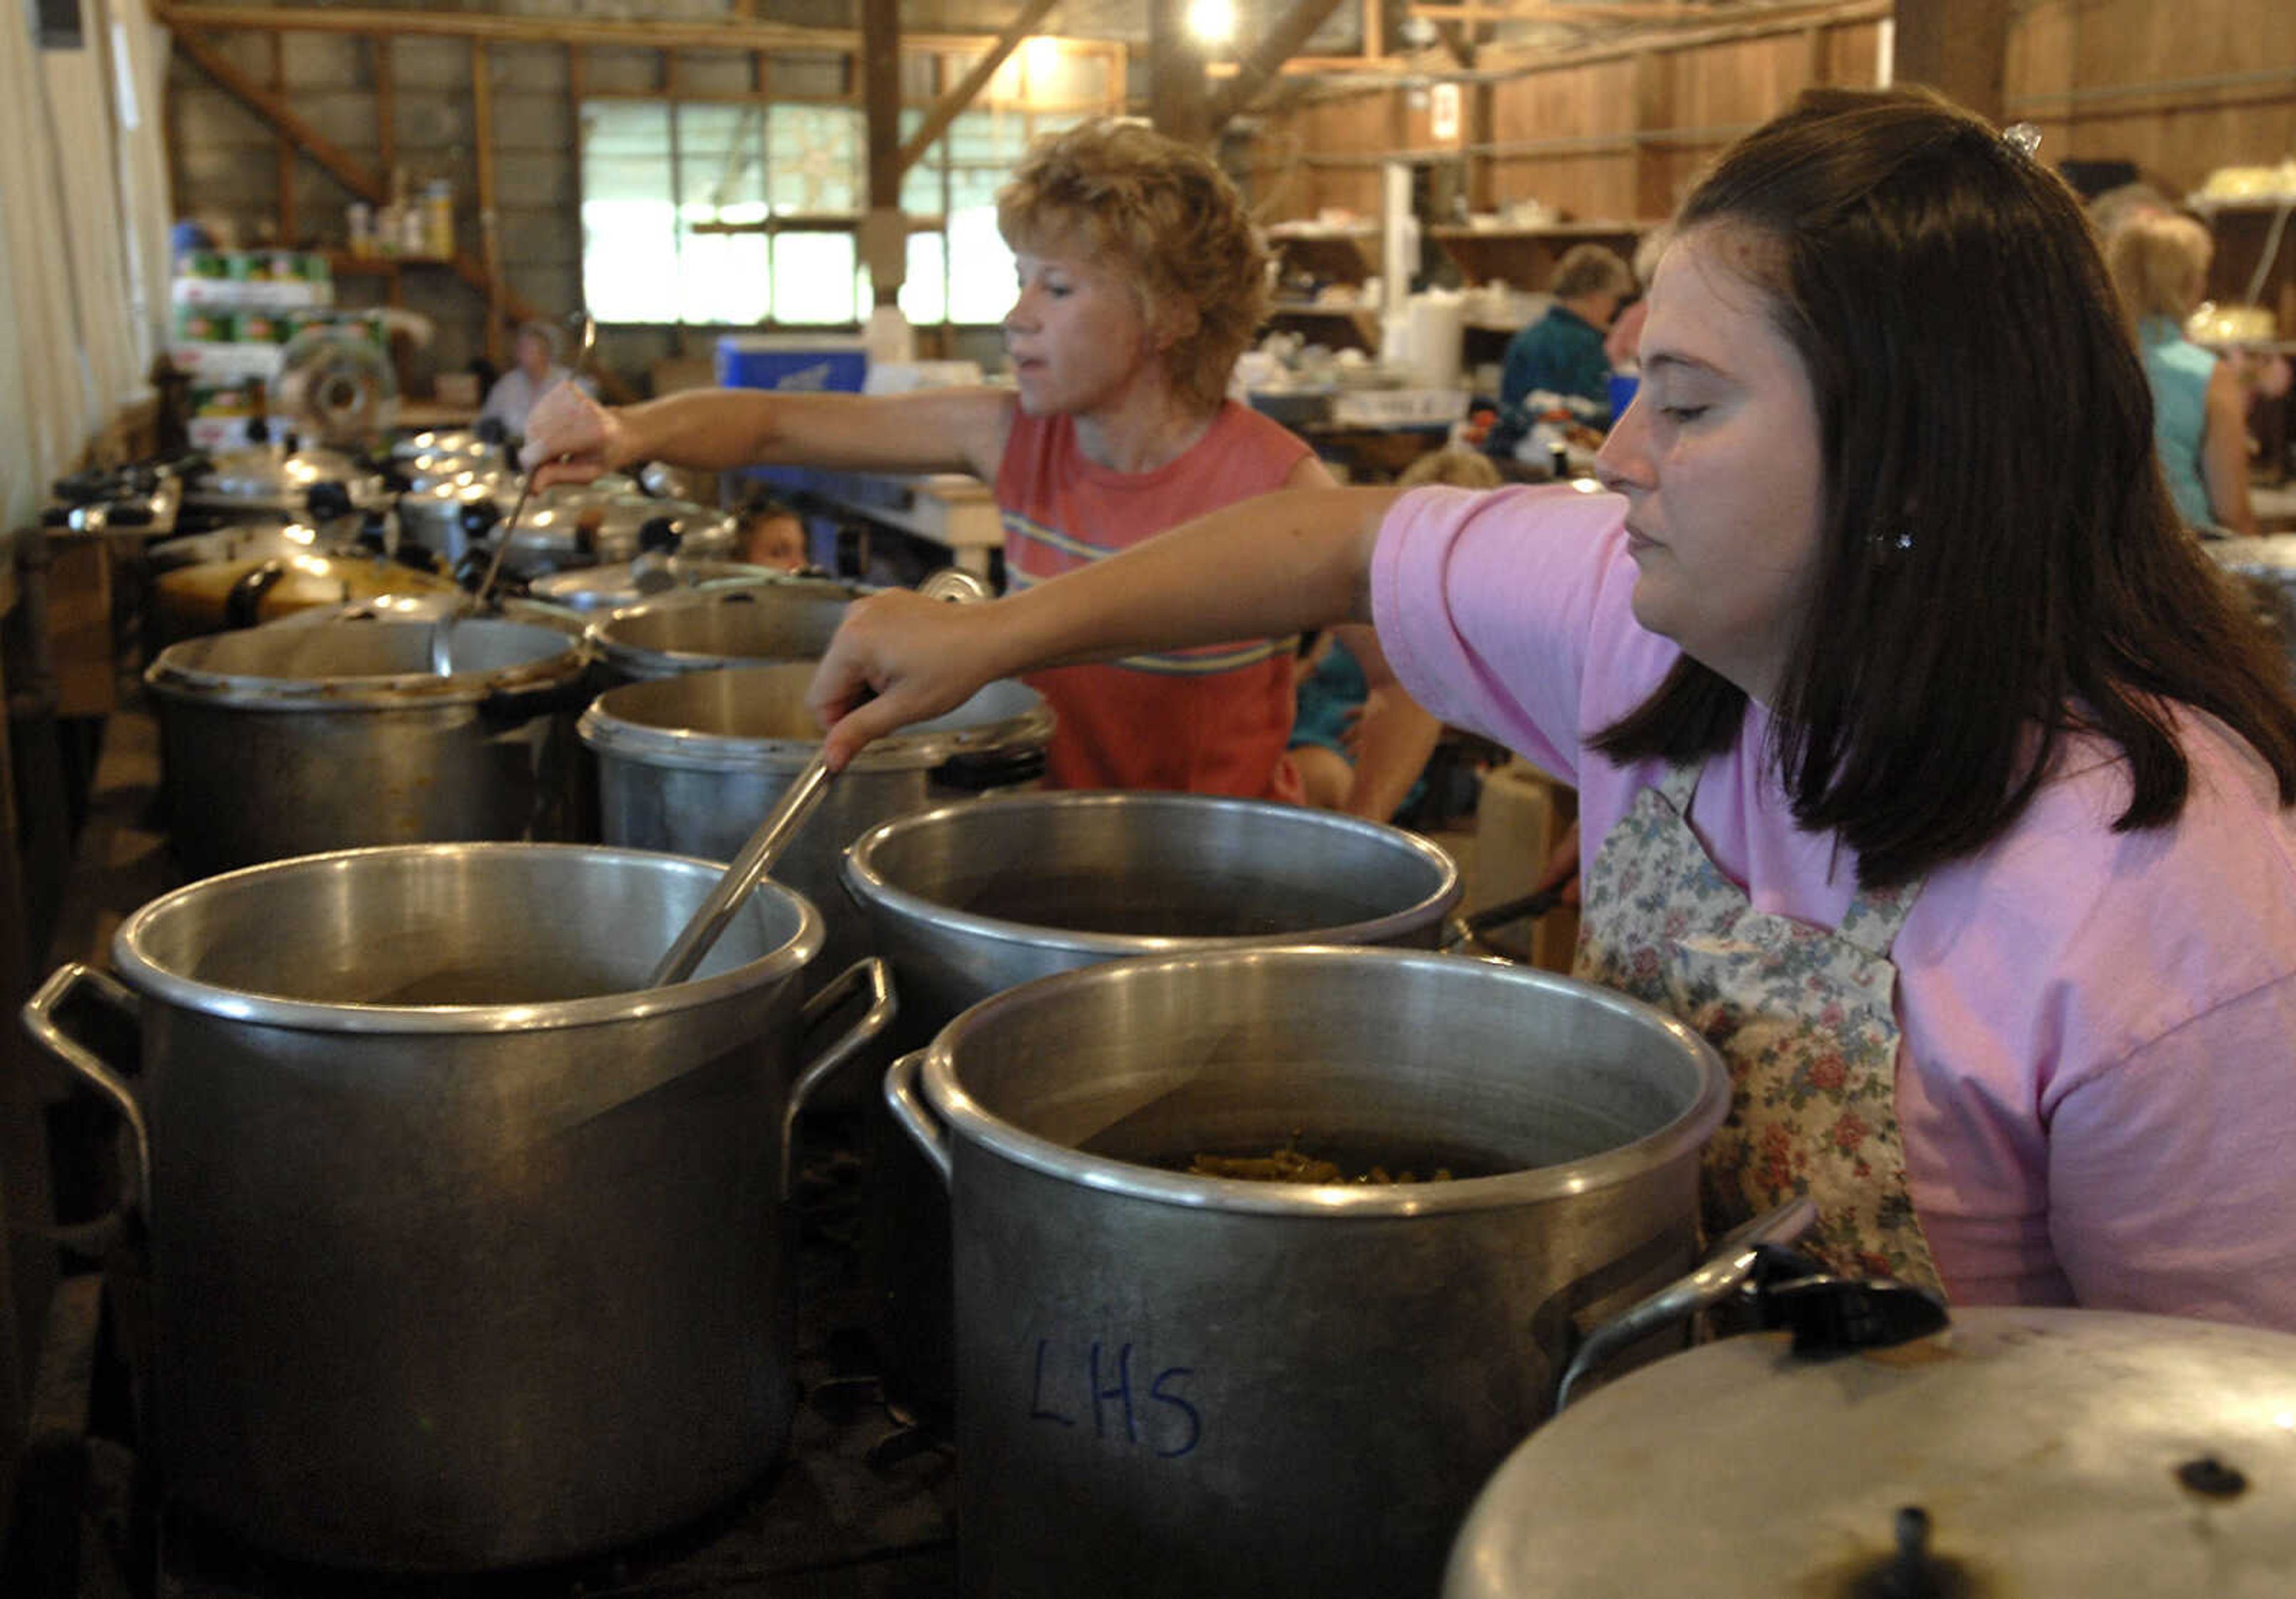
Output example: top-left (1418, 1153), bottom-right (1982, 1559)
top-left (1574, 761), bottom-right (1943, 1291)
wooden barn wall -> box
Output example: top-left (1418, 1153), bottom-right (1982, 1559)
top-left (2005, 0), bottom-right (2296, 191)
top-left (1250, 0), bottom-right (2290, 234)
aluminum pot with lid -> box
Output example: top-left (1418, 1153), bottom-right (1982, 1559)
top-left (499, 480), bottom-right (738, 575)
top-left (591, 578), bottom-right (864, 681)
top-left (1446, 1302), bottom-right (2296, 1598)
top-left (149, 524), bottom-right (458, 641)
top-left (145, 618), bottom-right (595, 876)
top-left (395, 469), bottom-right (515, 564)
top-left (582, 662), bottom-right (1052, 994)
top-left (21, 843), bottom-right (894, 1570)
top-left (521, 557), bottom-right (786, 618)
top-left (185, 438), bottom-right (390, 522)
top-left (884, 945), bottom-right (1729, 1599)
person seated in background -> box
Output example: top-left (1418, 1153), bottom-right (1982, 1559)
top-left (1487, 243), bottom-right (1636, 461)
top-left (1602, 225), bottom-right (1674, 376)
top-left (478, 320), bottom-right (579, 438)
top-left (2104, 211), bottom-right (2258, 537)
top-left (1287, 448), bottom-right (1497, 820)
top-left (737, 496), bottom-right (812, 571)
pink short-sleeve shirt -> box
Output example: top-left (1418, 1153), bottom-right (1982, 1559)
top-left (1372, 483), bottom-right (2296, 1330)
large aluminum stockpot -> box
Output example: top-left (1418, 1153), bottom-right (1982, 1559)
top-left (145, 617), bottom-right (595, 877)
top-left (591, 579), bottom-right (864, 682)
top-left (885, 945), bottom-right (1729, 1599)
top-left (21, 844), bottom-right (893, 1571)
top-left (843, 791), bottom-right (1464, 1411)
top-left (841, 791), bottom-right (1464, 1023)
top-left (581, 663), bottom-right (1052, 994)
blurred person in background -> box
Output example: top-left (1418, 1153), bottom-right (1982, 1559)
top-left (2105, 210), bottom-right (2258, 537)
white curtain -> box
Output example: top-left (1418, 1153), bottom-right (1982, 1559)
top-left (0, 0), bottom-right (172, 530)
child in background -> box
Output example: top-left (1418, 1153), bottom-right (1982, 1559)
top-left (1288, 447), bottom-right (1498, 819)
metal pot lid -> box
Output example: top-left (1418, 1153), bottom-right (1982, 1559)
top-left (149, 521), bottom-right (352, 572)
top-left (389, 428), bottom-right (499, 463)
top-left (154, 551), bottom-right (460, 611)
top-left (526, 559), bottom-right (782, 614)
top-left (145, 616), bottom-right (583, 707)
top-left (578, 661), bottom-right (1052, 772)
top-left (400, 458), bottom-right (516, 497)
top-left (1445, 1306), bottom-right (2296, 1599)
top-left (508, 484), bottom-right (736, 559)
top-left (187, 441), bottom-right (387, 512)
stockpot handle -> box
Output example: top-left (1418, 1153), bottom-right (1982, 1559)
top-left (882, 1050), bottom-right (951, 1185)
top-left (21, 963), bottom-right (151, 1228)
top-left (477, 664), bottom-right (600, 728)
top-left (1552, 1195), bottom-right (1819, 1412)
top-left (779, 957), bottom-right (897, 1191)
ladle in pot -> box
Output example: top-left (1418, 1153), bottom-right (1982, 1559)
top-left (436, 312), bottom-right (600, 675)
top-left (646, 747), bottom-right (835, 988)
top-left (643, 568), bottom-right (988, 985)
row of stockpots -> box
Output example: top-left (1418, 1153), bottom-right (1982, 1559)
top-left (27, 430), bottom-right (2296, 1598)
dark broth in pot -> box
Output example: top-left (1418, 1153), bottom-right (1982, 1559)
top-left (948, 871), bottom-right (1389, 939)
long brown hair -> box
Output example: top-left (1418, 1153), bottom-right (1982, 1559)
top-left (1595, 86), bottom-right (2296, 888)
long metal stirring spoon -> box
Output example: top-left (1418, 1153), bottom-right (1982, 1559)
top-left (646, 571), bottom-right (987, 987)
top-left (435, 312), bottom-right (599, 674)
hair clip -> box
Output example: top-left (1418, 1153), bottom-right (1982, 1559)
top-left (2002, 123), bottom-right (2042, 161)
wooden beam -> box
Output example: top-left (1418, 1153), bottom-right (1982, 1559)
top-left (172, 28), bottom-right (383, 203)
top-left (862, 0), bottom-right (903, 303)
top-left (472, 40), bottom-right (502, 368)
top-left (1149, 0), bottom-right (1207, 144)
top-left (895, 0), bottom-right (1063, 177)
top-left (1207, 0), bottom-right (1354, 128)
top-left (1892, 0), bottom-right (2009, 123)
top-left (150, 2), bottom-right (1097, 63)
top-left (271, 31), bottom-right (295, 246)
top-left (1406, 1), bottom-right (1718, 19)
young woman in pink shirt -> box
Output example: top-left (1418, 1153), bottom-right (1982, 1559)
top-left (811, 88), bottom-right (2296, 1332)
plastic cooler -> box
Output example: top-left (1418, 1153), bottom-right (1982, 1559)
top-left (716, 334), bottom-right (868, 395)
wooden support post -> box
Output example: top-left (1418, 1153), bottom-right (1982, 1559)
top-left (1149, 0), bottom-right (1207, 145)
top-left (1891, 0), bottom-right (2009, 123)
top-left (271, 32), bottom-right (296, 246)
top-left (861, 0), bottom-right (904, 305)
top-left (1631, 45), bottom-right (1673, 221)
top-left (472, 39), bottom-right (502, 368)
top-left (374, 34), bottom-right (399, 308)
top-left (1205, 0), bottom-right (1352, 130)
top-left (895, 0), bottom-right (1062, 178)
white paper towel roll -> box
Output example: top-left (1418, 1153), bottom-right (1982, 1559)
top-left (1406, 291), bottom-right (1465, 390)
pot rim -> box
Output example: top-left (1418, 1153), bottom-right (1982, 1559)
top-left (577, 666), bottom-right (1054, 774)
top-left (919, 945), bottom-right (1730, 1217)
top-left (108, 842), bottom-right (824, 1033)
top-left (588, 580), bottom-right (866, 673)
top-left (842, 792), bottom-right (1465, 959)
top-left (142, 618), bottom-right (585, 709)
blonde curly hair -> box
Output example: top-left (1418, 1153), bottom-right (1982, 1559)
top-left (998, 119), bottom-right (1270, 414)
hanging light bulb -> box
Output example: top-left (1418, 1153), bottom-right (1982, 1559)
top-left (1187, 0), bottom-right (1236, 48)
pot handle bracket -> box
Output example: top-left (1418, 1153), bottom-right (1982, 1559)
top-left (20, 963), bottom-right (151, 1241)
top-left (780, 957), bottom-right (896, 1186)
top-left (882, 1051), bottom-right (950, 1185)
top-left (1553, 1196), bottom-right (1818, 1412)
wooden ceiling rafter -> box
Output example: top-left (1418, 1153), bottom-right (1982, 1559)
top-left (1206, 0), bottom-right (1357, 129)
top-left (150, 2), bottom-right (1101, 63)
top-left (896, 0), bottom-right (1065, 176)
